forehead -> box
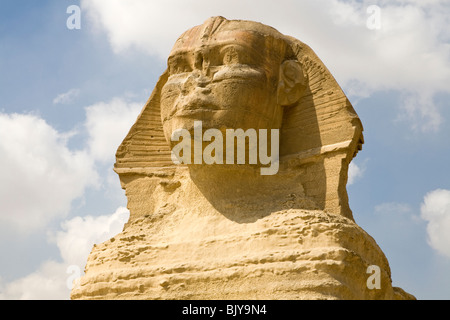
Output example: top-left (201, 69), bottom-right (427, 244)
top-left (170, 27), bottom-right (285, 59)
top-left (172, 29), bottom-right (260, 53)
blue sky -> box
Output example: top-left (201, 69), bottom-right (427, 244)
top-left (0, 0), bottom-right (449, 299)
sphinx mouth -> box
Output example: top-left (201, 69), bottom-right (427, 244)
top-left (174, 107), bottom-right (219, 119)
top-left (170, 95), bottom-right (220, 118)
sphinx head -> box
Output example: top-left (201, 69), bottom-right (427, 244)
top-left (116, 17), bottom-right (363, 219)
top-left (160, 16), bottom-right (307, 144)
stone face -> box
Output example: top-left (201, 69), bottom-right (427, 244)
top-left (71, 17), bottom-right (414, 300)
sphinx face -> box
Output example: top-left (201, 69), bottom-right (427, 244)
top-left (160, 26), bottom-right (285, 143)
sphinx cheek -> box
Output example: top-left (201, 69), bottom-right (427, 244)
top-left (161, 81), bottom-right (183, 117)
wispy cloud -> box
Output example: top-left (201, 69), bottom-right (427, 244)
top-left (375, 202), bottom-right (412, 215)
top-left (52, 88), bottom-right (80, 105)
top-left (397, 91), bottom-right (444, 133)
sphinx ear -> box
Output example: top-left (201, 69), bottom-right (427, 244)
top-left (277, 60), bottom-right (306, 106)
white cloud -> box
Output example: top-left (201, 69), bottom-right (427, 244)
top-left (81, 0), bottom-right (450, 132)
top-left (348, 162), bottom-right (363, 185)
top-left (0, 113), bottom-right (98, 233)
top-left (85, 98), bottom-right (142, 164)
top-left (0, 260), bottom-right (69, 300)
top-left (348, 159), bottom-right (369, 186)
top-left (0, 207), bottom-right (130, 300)
top-left (53, 89), bottom-right (80, 105)
top-left (420, 189), bottom-right (450, 258)
top-left (0, 96), bottom-right (141, 233)
top-left (52, 206), bottom-right (130, 267)
top-left (0, 94), bottom-right (139, 298)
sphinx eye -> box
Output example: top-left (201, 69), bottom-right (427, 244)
top-left (222, 46), bottom-right (240, 65)
top-left (168, 56), bottom-right (192, 74)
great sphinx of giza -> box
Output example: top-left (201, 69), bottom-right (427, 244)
top-left (71, 17), bottom-right (414, 300)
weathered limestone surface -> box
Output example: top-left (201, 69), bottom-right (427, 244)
top-left (71, 17), bottom-right (414, 300)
